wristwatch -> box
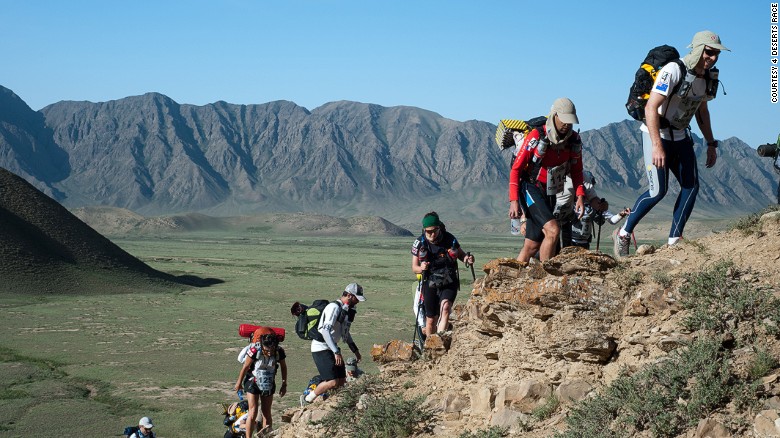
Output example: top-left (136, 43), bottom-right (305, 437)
top-left (707, 140), bottom-right (718, 148)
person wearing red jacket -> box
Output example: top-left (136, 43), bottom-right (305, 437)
top-left (508, 97), bottom-right (586, 262)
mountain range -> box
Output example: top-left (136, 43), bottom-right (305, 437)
top-left (1, 85), bottom-right (776, 225)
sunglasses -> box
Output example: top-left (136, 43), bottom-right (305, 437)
top-left (261, 334), bottom-right (277, 347)
top-left (703, 48), bottom-right (721, 57)
top-left (424, 227), bottom-right (440, 235)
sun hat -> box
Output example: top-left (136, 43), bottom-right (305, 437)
top-left (687, 30), bottom-right (730, 51)
top-left (345, 283), bottom-right (365, 301)
top-left (550, 98), bottom-right (579, 124)
top-left (139, 417), bottom-right (154, 429)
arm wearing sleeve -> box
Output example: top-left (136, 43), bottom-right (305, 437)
top-left (343, 322), bottom-right (358, 353)
top-left (508, 130), bottom-right (537, 201)
top-left (318, 303), bottom-right (341, 353)
top-left (569, 135), bottom-right (586, 197)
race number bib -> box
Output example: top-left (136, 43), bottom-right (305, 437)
top-left (254, 368), bottom-right (275, 392)
top-left (546, 165), bottom-right (566, 195)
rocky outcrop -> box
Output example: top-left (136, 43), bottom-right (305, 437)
top-left (280, 221), bottom-right (780, 437)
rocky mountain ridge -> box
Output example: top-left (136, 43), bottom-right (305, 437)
top-left (1, 85), bottom-right (777, 225)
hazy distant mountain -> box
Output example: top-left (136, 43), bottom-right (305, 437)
top-left (72, 206), bottom-right (414, 237)
top-left (0, 85), bottom-right (776, 224)
top-left (0, 87), bottom-right (69, 199)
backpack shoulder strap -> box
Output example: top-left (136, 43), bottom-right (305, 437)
top-left (669, 59), bottom-right (687, 96)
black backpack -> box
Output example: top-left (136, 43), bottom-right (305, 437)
top-left (123, 426), bottom-right (155, 438)
top-left (294, 300), bottom-right (339, 342)
top-left (625, 45), bottom-right (683, 122)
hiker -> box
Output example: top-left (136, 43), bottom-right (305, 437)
top-left (614, 30), bottom-right (729, 257)
top-left (554, 171), bottom-right (614, 250)
top-left (345, 356), bottom-right (364, 382)
top-left (233, 327), bottom-right (288, 437)
top-left (411, 212), bottom-right (475, 335)
top-left (303, 283), bottom-right (365, 404)
top-left (126, 417), bottom-right (155, 438)
top-left (508, 97), bottom-right (587, 262)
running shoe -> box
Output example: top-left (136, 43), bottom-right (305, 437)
top-left (612, 229), bottom-right (631, 258)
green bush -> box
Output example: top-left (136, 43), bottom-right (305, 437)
top-left (728, 205), bottom-right (780, 236)
top-left (748, 348), bottom-right (779, 380)
top-left (557, 338), bottom-right (729, 438)
top-left (458, 426), bottom-right (509, 438)
top-left (532, 394), bottom-right (560, 421)
top-left (316, 375), bottom-right (434, 437)
top-left (651, 271), bottom-right (673, 289)
top-left (679, 260), bottom-right (780, 338)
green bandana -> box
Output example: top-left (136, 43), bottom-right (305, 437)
top-left (421, 214), bottom-right (441, 229)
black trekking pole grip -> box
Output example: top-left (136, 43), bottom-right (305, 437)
top-left (466, 252), bottom-right (475, 281)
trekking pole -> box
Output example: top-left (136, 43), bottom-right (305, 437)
top-left (596, 221), bottom-right (603, 251)
top-left (466, 252), bottom-right (475, 281)
top-left (594, 201), bottom-right (606, 251)
top-left (411, 272), bottom-right (428, 354)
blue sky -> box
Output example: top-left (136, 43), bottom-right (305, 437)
top-left (2, 1), bottom-right (778, 147)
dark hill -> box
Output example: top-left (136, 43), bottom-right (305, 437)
top-left (0, 168), bottom-right (216, 294)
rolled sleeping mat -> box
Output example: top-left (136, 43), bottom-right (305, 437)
top-left (238, 325), bottom-right (286, 342)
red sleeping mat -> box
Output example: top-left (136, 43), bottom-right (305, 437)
top-left (238, 324), bottom-right (286, 342)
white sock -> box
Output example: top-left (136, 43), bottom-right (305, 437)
top-left (305, 391), bottom-right (317, 403)
top-left (618, 229), bottom-right (629, 238)
top-left (668, 237), bottom-right (680, 245)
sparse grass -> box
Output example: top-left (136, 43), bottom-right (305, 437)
top-left (532, 394), bottom-right (560, 421)
top-left (748, 347), bottom-right (779, 380)
top-left (316, 375), bottom-right (434, 437)
top-left (559, 261), bottom-right (780, 438)
top-left (684, 239), bottom-right (708, 255)
top-left (613, 262), bottom-right (643, 289)
top-left (732, 347), bottom-right (779, 412)
top-left (679, 260), bottom-right (780, 338)
top-left (458, 425), bottom-right (509, 438)
top-left (651, 271), bottom-right (674, 289)
top-left (728, 205), bottom-right (780, 236)
top-left (557, 338), bottom-right (730, 438)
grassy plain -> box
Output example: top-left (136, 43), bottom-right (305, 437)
top-left (0, 229), bottom-right (522, 437)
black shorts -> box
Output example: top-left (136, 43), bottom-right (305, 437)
top-left (519, 180), bottom-right (556, 243)
top-left (242, 375), bottom-right (276, 397)
top-left (423, 284), bottom-right (457, 318)
top-left (312, 350), bottom-right (346, 381)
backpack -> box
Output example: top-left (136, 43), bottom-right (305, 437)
top-left (293, 300), bottom-right (339, 342)
top-left (495, 116), bottom-right (547, 151)
top-left (625, 45), bottom-right (684, 122)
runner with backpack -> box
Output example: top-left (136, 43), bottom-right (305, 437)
top-left (615, 30), bottom-right (730, 257)
top-left (508, 97), bottom-right (587, 262)
top-left (302, 283), bottom-right (365, 404)
top-left (123, 417), bottom-right (155, 438)
top-left (233, 326), bottom-right (287, 438)
top-left (411, 212), bottom-right (475, 336)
